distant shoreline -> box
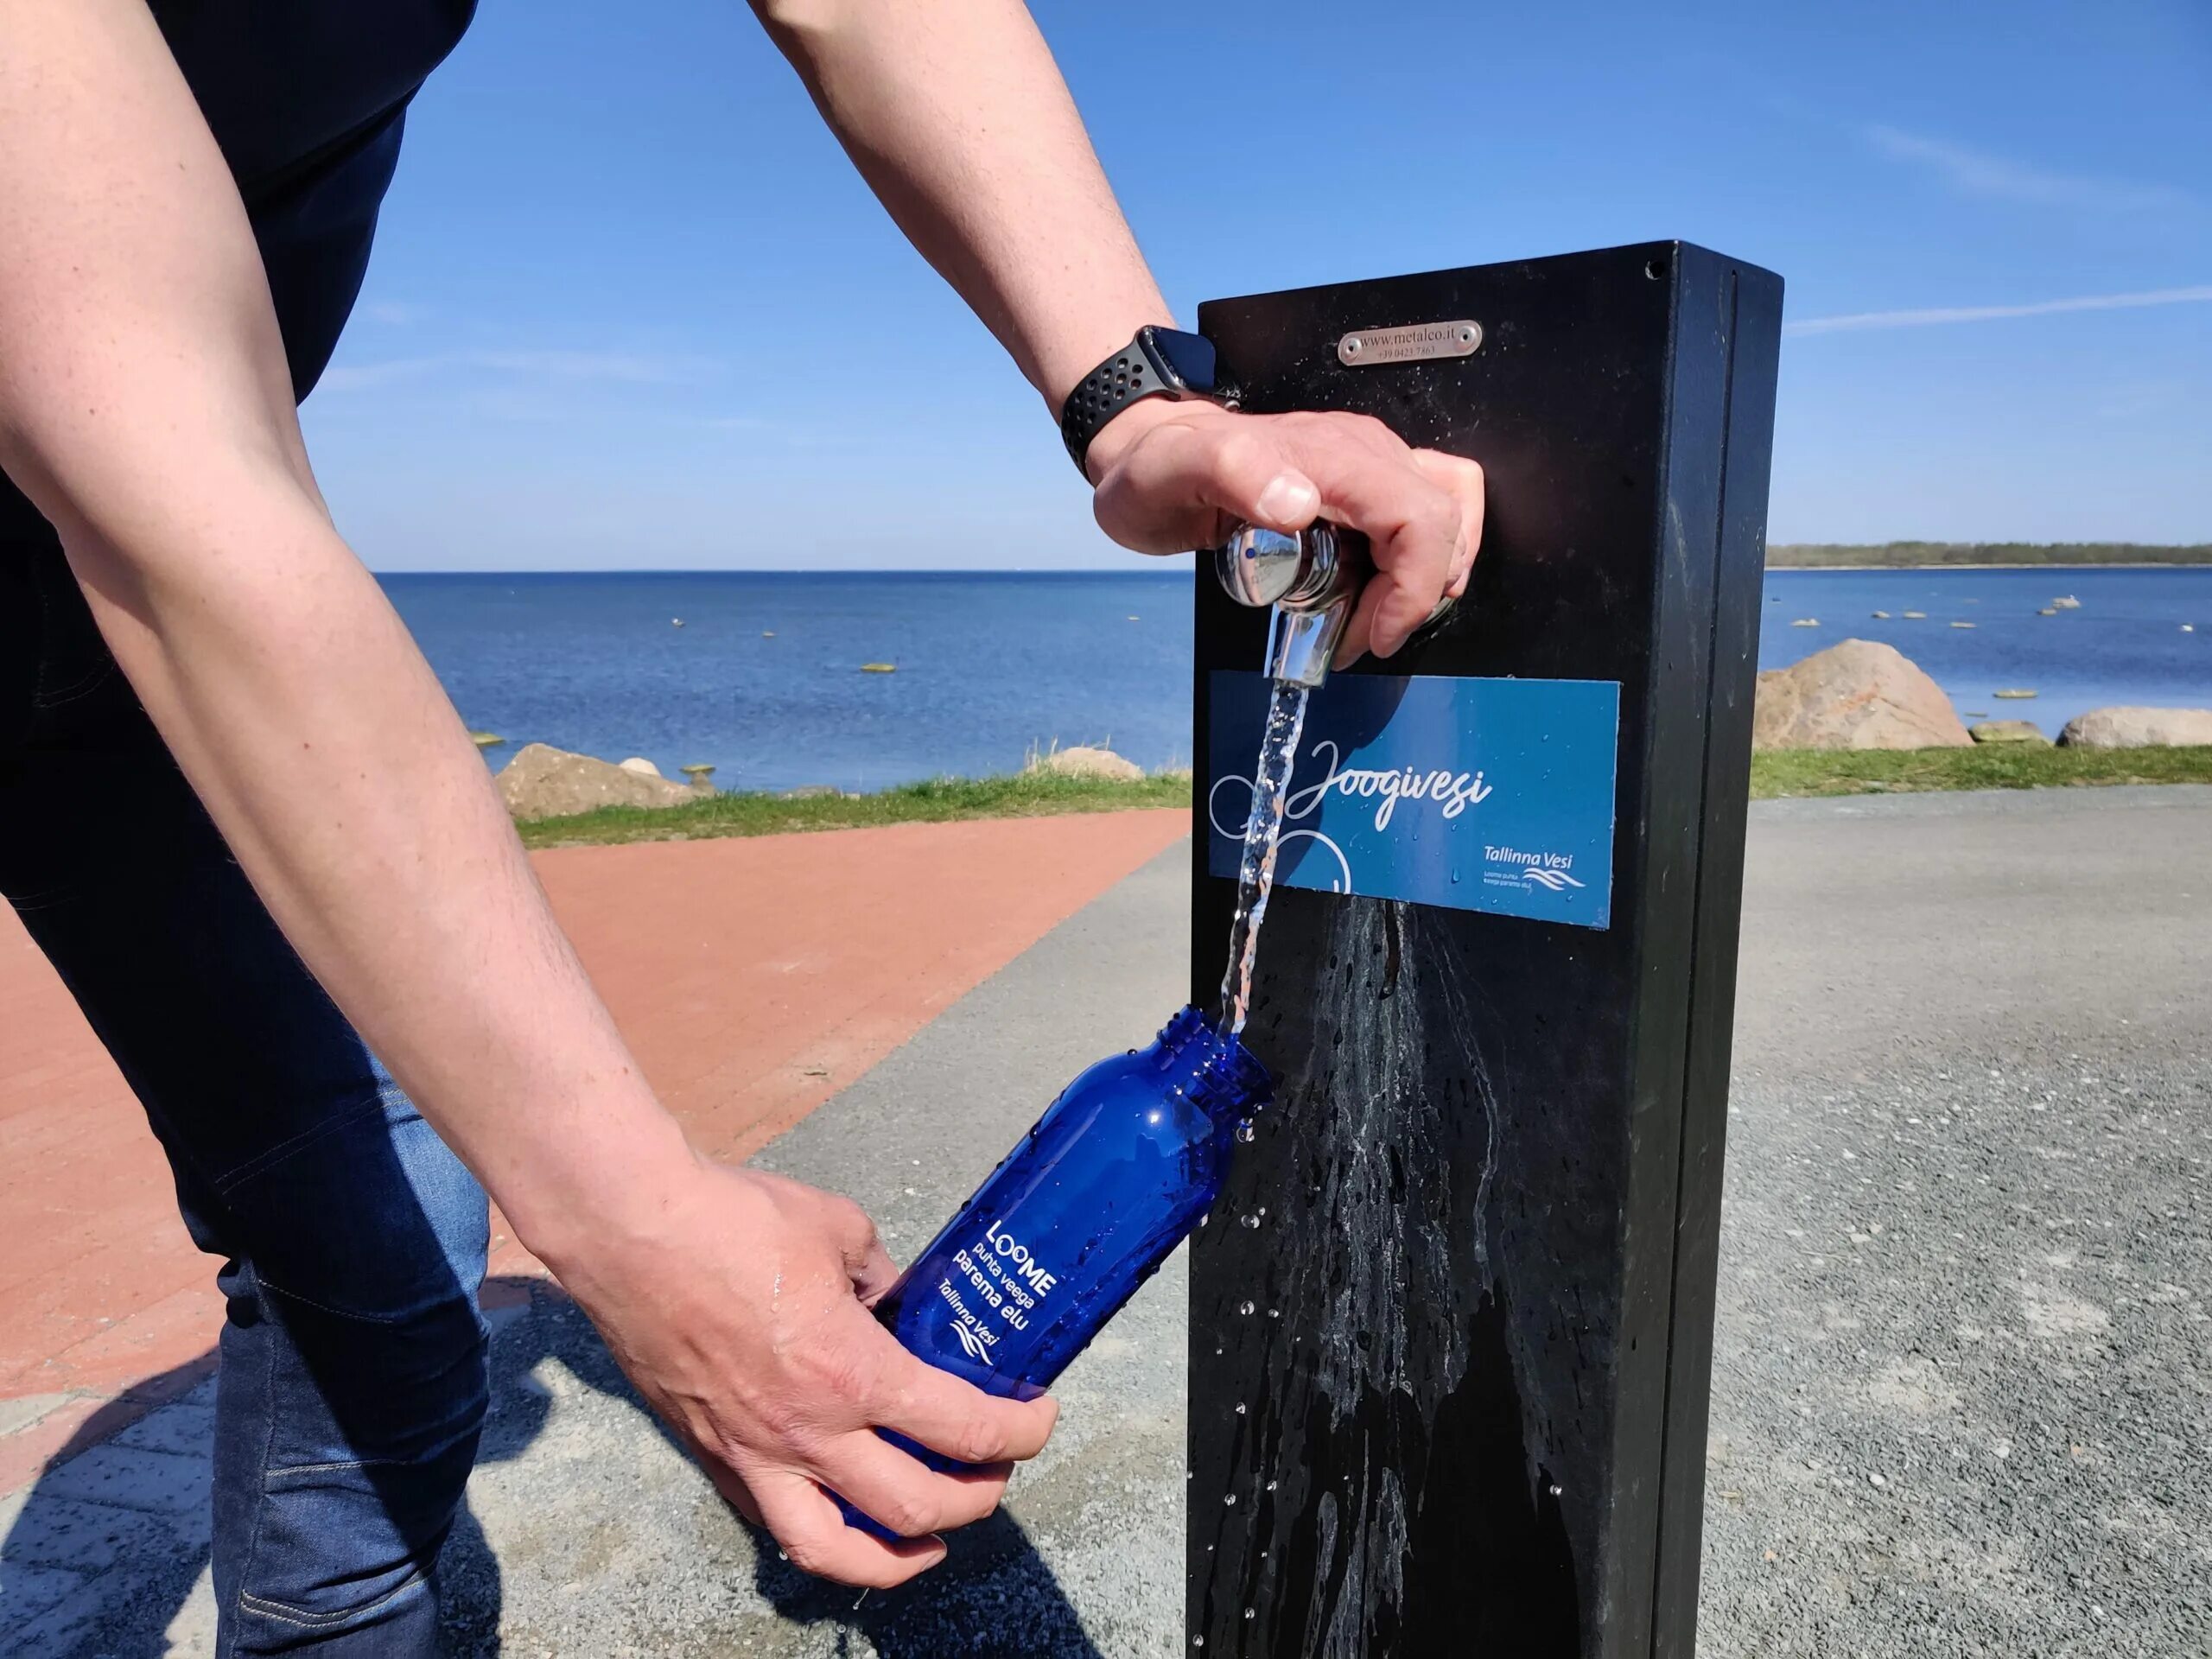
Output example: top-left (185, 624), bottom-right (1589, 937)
top-left (1770, 563), bottom-right (2208, 572)
top-left (1768, 543), bottom-right (2212, 569)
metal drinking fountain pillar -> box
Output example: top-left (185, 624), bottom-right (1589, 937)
top-left (1188, 243), bottom-right (1785, 1656)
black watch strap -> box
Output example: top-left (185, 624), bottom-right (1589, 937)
top-left (1059, 326), bottom-right (1223, 479)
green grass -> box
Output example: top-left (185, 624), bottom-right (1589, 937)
top-left (515, 769), bottom-right (1192, 849)
top-left (514, 747), bottom-right (2212, 848)
top-left (1750, 744), bottom-right (2212, 798)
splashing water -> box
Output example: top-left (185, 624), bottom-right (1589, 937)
top-left (1217, 678), bottom-right (1310, 1036)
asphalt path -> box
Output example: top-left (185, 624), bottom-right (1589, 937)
top-left (12, 786), bottom-right (2206, 1657)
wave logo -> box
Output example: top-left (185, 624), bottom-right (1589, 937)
top-left (949, 1319), bottom-right (993, 1363)
top-left (1206, 773), bottom-right (1353, 892)
top-left (1520, 867), bottom-right (1586, 893)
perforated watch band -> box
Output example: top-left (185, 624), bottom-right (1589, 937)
top-left (1059, 327), bottom-right (1222, 479)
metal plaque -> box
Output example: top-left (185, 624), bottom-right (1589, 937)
top-left (1336, 319), bottom-right (1482, 366)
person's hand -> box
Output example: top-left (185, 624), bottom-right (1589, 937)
top-left (540, 1159), bottom-right (1057, 1587)
top-left (1086, 397), bottom-right (1485, 665)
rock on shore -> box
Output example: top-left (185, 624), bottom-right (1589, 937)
top-left (1027, 745), bottom-right (1145, 782)
top-left (2056, 707), bottom-right (2212, 749)
top-left (1753, 639), bottom-right (1972, 750)
top-left (497, 743), bottom-right (713, 819)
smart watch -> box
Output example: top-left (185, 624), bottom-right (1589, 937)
top-left (1058, 326), bottom-right (1227, 478)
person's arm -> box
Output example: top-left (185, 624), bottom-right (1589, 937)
top-left (0, 0), bottom-right (1050, 1588)
top-left (751, 0), bottom-right (1485, 661)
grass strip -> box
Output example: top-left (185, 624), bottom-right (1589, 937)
top-left (1748, 744), bottom-right (2212, 798)
top-left (516, 771), bottom-right (1192, 849)
top-left (514, 747), bottom-right (2212, 848)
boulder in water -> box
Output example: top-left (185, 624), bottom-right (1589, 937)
top-left (1969, 721), bottom-right (2049, 746)
top-left (2056, 707), bottom-right (2212, 749)
top-left (497, 743), bottom-right (707, 819)
top-left (1752, 639), bottom-right (1972, 751)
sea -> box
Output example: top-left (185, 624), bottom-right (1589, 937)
top-left (380, 566), bottom-right (2212, 794)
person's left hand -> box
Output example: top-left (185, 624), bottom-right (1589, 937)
top-left (1084, 397), bottom-right (1484, 666)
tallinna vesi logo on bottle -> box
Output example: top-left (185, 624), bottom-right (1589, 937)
top-left (940, 1218), bottom-right (1063, 1366)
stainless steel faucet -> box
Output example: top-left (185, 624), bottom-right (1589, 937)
top-left (1214, 523), bottom-right (1453, 687)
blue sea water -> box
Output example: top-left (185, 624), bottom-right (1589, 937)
top-left (1760, 569), bottom-right (2211, 738)
top-left (382, 569), bottom-right (1198, 794)
top-left (381, 567), bottom-right (2212, 792)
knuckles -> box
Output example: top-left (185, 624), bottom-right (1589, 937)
top-left (872, 1489), bottom-right (941, 1540)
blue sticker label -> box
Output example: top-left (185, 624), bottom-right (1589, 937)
top-left (1206, 672), bottom-right (1621, 929)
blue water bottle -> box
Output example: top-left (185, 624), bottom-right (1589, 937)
top-left (843, 1005), bottom-right (1272, 1534)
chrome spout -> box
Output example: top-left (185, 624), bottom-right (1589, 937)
top-left (1214, 524), bottom-right (1362, 688)
top-left (1216, 522), bottom-right (1462, 687)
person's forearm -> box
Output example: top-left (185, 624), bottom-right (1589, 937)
top-left (47, 480), bottom-right (698, 1261)
top-left (753, 0), bottom-right (1170, 410)
top-left (0, 0), bottom-right (694, 1266)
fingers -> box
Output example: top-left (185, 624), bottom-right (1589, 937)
top-left (1092, 414), bottom-right (1322, 556)
top-left (1089, 404), bottom-right (1484, 661)
top-left (749, 1468), bottom-right (950, 1588)
top-left (874, 1349), bottom-right (1059, 1465)
top-left (823, 1195), bottom-right (901, 1305)
top-left (1414, 449), bottom-right (1485, 600)
top-left (1332, 443), bottom-right (1484, 664)
top-left (812, 1431), bottom-right (1012, 1540)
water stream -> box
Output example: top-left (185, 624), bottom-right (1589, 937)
top-left (1216, 677), bottom-right (1311, 1036)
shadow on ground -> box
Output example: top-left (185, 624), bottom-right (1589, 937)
top-left (3, 1275), bottom-right (1104, 1659)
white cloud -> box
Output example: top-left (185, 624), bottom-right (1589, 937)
top-left (361, 301), bottom-right (426, 326)
top-left (1787, 283), bottom-right (2212, 337)
top-left (1865, 124), bottom-right (2194, 214)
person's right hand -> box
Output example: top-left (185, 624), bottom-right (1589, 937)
top-left (541, 1157), bottom-right (1058, 1586)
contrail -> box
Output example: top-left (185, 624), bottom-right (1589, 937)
top-left (1786, 284), bottom-right (2212, 337)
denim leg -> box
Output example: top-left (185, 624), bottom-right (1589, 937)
top-left (209, 1070), bottom-right (489, 1656)
top-left (0, 577), bottom-right (490, 1654)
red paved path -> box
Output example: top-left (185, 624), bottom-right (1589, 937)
top-left (0, 810), bottom-right (1185, 1491)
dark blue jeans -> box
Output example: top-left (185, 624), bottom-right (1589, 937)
top-left (0, 557), bottom-right (493, 1654)
top-left (0, 3), bottom-right (486, 1650)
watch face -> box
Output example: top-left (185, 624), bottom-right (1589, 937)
top-left (1141, 327), bottom-right (1217, 395)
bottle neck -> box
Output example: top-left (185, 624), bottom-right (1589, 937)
top-left (1154, 1006), bottom-right (1273, 1122)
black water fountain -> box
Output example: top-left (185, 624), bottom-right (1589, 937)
top-left (1187, 242), bottom-right (1785, 1657)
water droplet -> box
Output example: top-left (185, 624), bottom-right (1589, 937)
top-left (1450, 868), bottom-right (1460, 884)
top-left (1244, 1609), bottom-right (1256, 1620)
top-left (1193, 1639), bottom-right (1205, 1649)
top-left (1268, 1307), bottom-right (1281, 1319)
top-left (1234, 1402), bottom-right (1247, 1415)
top-left (1236, 1122), bottom-right (1256, 1143)
top-left (1240, 1213), bottom-right (1261, 1229)
top-left (1224, 1493), bottom-right (1237, 1507)
top-left (1266, 1479), bottom-right (1278, 1491)
top-left (1256, 1205), bottom-right (1268, 1218)
top-left (1549, 1483), bottom-right (1563, 1496)
top-left (1238, 1300), bottom-right (1255, 1316)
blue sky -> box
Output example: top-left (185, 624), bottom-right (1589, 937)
top-left (301, 0), bottom-right (2212, 570)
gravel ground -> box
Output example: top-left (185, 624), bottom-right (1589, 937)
top-left (1700, 786), bottom-right (2211, 1659)
top-left (11, 785), bottom-right (2207, 1657)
